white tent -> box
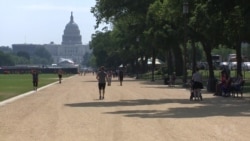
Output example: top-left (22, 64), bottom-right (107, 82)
top-left (147, 58), bottom-right (164, 65)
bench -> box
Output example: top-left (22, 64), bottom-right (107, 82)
top-left (231, 80), bottom-right (245, 98)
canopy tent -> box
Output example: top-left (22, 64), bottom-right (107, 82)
top-left (119, 64), bottom-right (123, 68)
top-left (138, 58), bottom-right (165, 65)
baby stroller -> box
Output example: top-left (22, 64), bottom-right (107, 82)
top-left (190, 80), bottom-right (202, 101)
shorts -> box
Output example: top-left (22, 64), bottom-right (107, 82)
top-left (119, 77), bottom-right (123, 81)
top-left (58, 74), bottom-right (62, 78)
top-left (98, 83), bottom-right (106, 90)
top-left (193, 81), bottom-right (203, 89)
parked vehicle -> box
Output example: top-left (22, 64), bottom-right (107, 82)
top-left (219, 62), bottom-right (229, 69)
top-left (227, 53), bottom-right (249, 70)
top-left (212, 54), bottom-right (222, 69)
top-left (228, 61), bottom-right (237, 70)
top-left (242, 62), bottom-right (250, 70)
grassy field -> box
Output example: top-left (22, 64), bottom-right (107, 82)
top-left (0, 74), bottom-right (73, 102)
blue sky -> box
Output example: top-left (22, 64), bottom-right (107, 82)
top-left (0, 0), bottom-right (100, 47)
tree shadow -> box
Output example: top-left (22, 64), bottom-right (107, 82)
top-left (65, 97), bottom-right (250, 118)
top-left (83, 79), bottom-right (139, 83)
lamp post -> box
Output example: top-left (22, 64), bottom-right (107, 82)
top-left (192, 41), bottom-right (196, 75)
top-left (182, 0), bottom-right (189, 86)
top-left (136, 37), bottom-right (140, 79)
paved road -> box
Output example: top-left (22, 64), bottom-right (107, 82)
top-left (0, 74), bottom-right (250, 141)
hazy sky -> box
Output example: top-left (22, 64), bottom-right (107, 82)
top-left (0, 0), bottom-right (99, 47)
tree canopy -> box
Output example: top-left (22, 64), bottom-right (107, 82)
top-left (90, 0), bottom-right (250, 81)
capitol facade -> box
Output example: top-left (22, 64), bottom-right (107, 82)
top-left (12, 12), bottom-right (91, 66)
top-left (44, 12), bottom-right (92, 65)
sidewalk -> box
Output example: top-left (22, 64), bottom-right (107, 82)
top-left (0, 74), bottom-right (250, 141)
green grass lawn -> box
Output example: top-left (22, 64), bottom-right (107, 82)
top-left (0, 74), bottom-right (73, 101)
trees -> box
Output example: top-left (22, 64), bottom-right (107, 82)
top-left (90, 0), bottom-right (250, 87)
top-left (90, 31), bottom-right (119, 68)
top-left (0, 51), bottom-right (14, 66)
top-left (17, 51), bottom-right (30, 61)
top-left (0, 47), bottom-right (53, 66)
top-left (222, 1), bottom-right (250, 75)
top-left (187, 0), bottom-right (225, 91)
top-left (32, 47), bottom-right (53, 65)
top-left (91, 0), bottom-right (155, 74)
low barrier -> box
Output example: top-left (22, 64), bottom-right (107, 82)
top-left (0, 67), bottom-right (78, 74)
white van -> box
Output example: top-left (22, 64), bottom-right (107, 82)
top-left (227, 54), bottom-right (236, 70)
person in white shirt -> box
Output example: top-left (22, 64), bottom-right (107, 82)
top-left (192, 68), bottom-right (203, 100)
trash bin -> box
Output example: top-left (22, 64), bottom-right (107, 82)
top-left (207, 78), bottom-right (217, 92)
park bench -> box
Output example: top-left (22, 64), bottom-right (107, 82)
top-left (231, 80), bottom-right (245, 98)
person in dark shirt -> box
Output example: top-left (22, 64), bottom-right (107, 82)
top-left (96, 66), bottom-right (107, 100)
top-left (58, 69), bottom-right (63, 84)
top-left (32, 69), bottom-right (39, 91)
top-left (119, 69), bottom-right (124, 86)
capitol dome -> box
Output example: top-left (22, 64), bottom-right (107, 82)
top-left (62, 12), bottom-right (82, 45)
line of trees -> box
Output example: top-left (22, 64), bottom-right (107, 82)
top-left (0, 47), bottom-right (53, 66)
top-left (89, 0), bottom-right (250, 84)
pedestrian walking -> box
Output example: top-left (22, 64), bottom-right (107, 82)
top-left (169, 72), bottom-right (176, 87)
top-left (96, 66), bottom-right (107, 100)
top-left (32, 69), bottom-right (39, 91)
top-left (119, 68), bottom-right (124, 86)
top-left (191, 68), bottom-right (203, 100)
top-left (58, 69), bottom-right (63, 84)
top-left (107, 70), bottom-right (112, 86)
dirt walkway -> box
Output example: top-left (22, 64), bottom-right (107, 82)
top-left (0, 74), bottom-right (250, 141)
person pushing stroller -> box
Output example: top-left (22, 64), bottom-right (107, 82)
top-left (190, 68), bottom-right (203, 101)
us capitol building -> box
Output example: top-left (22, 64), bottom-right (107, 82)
top-left (12, 12), bottom-right (92, 65)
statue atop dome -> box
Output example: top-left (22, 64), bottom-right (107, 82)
top-left (70, 12), bottom-right (74, 23)
top-left (62, 12), bottom-right (82, 45)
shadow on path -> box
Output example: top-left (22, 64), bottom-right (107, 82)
top-left (65, 97), bottom-right (250, 118)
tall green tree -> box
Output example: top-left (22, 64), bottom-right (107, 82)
top-left (90, 31), bottom-right (117, 67)
top-left (91, 0), bottom-right (155, 74)
top-left (188, 0), bottom-right (225, 91)
top-left (223, 0), bottom-right (250, 75)
top-left (32, 47), bottom-right (53, 65)
top-left (17, 51), bottom-right (30, 60)
top-left (0, 51), bottom-right (14, 66)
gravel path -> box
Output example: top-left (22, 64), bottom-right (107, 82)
top-left (0, 74), bottom-right (250, 141)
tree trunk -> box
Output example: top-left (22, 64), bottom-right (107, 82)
top-left (168, 50), bottom-right (173, 75)
top-left (191, 40), bottom-right (196, 74)
top-left (173, 45), bottom-right (183, 76)
top-left (202, 42), bottom-right (216, 92)
top-left (203, 43), bottom-right (214, 79)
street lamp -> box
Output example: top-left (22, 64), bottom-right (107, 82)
top-left (183, 0), bottom-right (189, 86)
top-left (136, 37), bottom-right (140, 79)
top-left (183, 0), bottom-right (189, 14)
